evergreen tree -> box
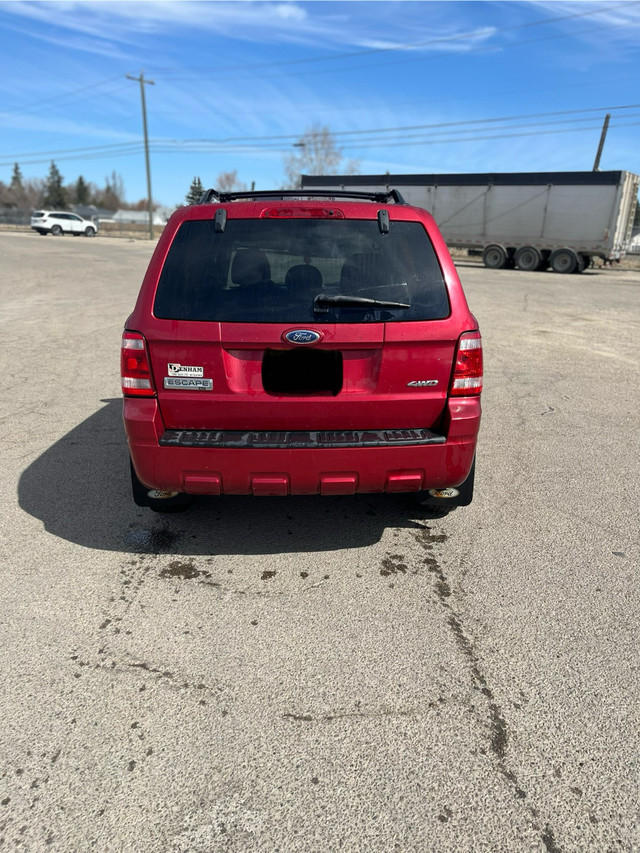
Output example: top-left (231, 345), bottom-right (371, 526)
top-left (186, 176), bottom-right (204, 205)
top-left (75, 175), bottom-right (90, 205)
top-left (44, 161), bottom-right (68, 209)
top-left (8, 163), bottom-right (25, 208)
top-left (10, 163), bottom-right (23, 193)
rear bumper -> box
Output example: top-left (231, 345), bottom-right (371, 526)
top-left (123, 397), bottom-right (481, 496)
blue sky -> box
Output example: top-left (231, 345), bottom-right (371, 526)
top-left (2, 0), bottom-right (640, 207)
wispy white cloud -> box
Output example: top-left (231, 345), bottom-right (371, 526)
top-left (517, 0), bottom-right (640, 53)
top-left (3, 19), bottom-right (139, 62)
top-left (2, 0), bottom-right (498, 55)
top-left (0, 108), bottom-right (139, 143)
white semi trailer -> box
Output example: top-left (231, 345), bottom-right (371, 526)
top-left (301, 171), bottom-right (639, 273)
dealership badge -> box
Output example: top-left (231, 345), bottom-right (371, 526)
top-left (167, 363), bottom-right (204, 377)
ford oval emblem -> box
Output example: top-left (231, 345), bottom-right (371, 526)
top-left (283, 329), bottom-right (322, 345)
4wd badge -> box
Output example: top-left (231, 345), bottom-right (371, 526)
top-left (168, 363), bottom-right (203, 377)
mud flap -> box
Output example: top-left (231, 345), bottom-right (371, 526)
top-left (129, 458), bottom-right (193, 512)
top-left (415, 456), bottom-right (476, 508)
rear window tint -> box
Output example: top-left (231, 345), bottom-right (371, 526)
top-left (154, 218), bottom-right (450, 323)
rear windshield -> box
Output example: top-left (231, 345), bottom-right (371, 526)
top-left (154, 217), bottom-right (450, 323)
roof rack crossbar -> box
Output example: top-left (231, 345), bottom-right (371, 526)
top-left (198, 189), bottom-right (220, 204)
top-left (198, 188), bottom-right (406, 205)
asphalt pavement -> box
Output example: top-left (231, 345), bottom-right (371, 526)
top-left (1, 232), bottom-right (639, 852)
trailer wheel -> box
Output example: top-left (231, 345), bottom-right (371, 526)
top-left (482, 244), bottom-right (508, 269)
top-left (515, 246), bottom-right (542, 272)
top-left (550, 248), bottom-right (578, 274)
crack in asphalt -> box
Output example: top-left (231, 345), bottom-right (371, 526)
top-left (414, 523), bottom-right (564, 853)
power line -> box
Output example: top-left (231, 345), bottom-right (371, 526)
top-left (307, 115), bottom-right (640, 150)
top-left (10, 75), bottom-right (129, 116)
top-left (140, 118), bottom-right (640, 156)
top-left (3, 103), bottom-right (640, 167)
top-left (0, 146), bottom-right (144, 168)
top-left (5, 101), bottom-right (639, 163)
top-left (140, 103), bottom-right (640, 147)
top-left (0, 141), bottom-right (142, 159)
top-left (4, 119), bottom-right (639, 168)
top-left (138, 115), bottom-right (640, 153)
top-left (337, 122), bottom-right (640, 152)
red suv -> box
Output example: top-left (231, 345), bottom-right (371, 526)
top-left (121, 190), bottom-right (482, 513)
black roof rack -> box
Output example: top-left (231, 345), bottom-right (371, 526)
top-left (198, 188), bottom-right (406, 205)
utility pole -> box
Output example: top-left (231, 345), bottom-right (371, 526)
top-left (593, 113), bottom-right (610, 172)
top-left (127, 71), bottom-right (155, 239)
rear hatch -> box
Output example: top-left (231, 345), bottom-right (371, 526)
top-left (146, 211), bottom-right (457, 434)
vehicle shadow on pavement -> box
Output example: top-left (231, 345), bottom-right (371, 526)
top-left (18, 398), bottom-right (428, 555)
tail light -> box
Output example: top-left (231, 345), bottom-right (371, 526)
top-left (450, 331), bottom-right (483, 396)
top-left (121, 331), bottom-right (156, 397)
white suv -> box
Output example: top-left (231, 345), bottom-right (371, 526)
top-left (31, 210), bottom-right (98, 237)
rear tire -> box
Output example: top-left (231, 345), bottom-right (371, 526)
top-left (130, 459), bottom-right (193, 513)
top-left (482, 244), bottom-right (508, 270)
top-left (550, 248), bottom-right (577, 274)
top-left (51, 225), bottom-right (63, 236)
top-left (515, 246), bottom-right (542, 272)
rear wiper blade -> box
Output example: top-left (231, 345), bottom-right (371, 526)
top-left (313, 293), bottom-right (410, 313)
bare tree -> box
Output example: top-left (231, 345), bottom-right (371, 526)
top-left (22, 177), bottom-right (46, 211)
top-left (282, 124), bottom-right (359, 189)
top-left (97, 170), bottom-right (126, 210)
top-left (216, 170), bottom-right (247, 193)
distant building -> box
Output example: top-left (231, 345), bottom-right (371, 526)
top-left (110, 208), bottom-right (174, 226)
top-left (73, 204), bottom-right (114, 222)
